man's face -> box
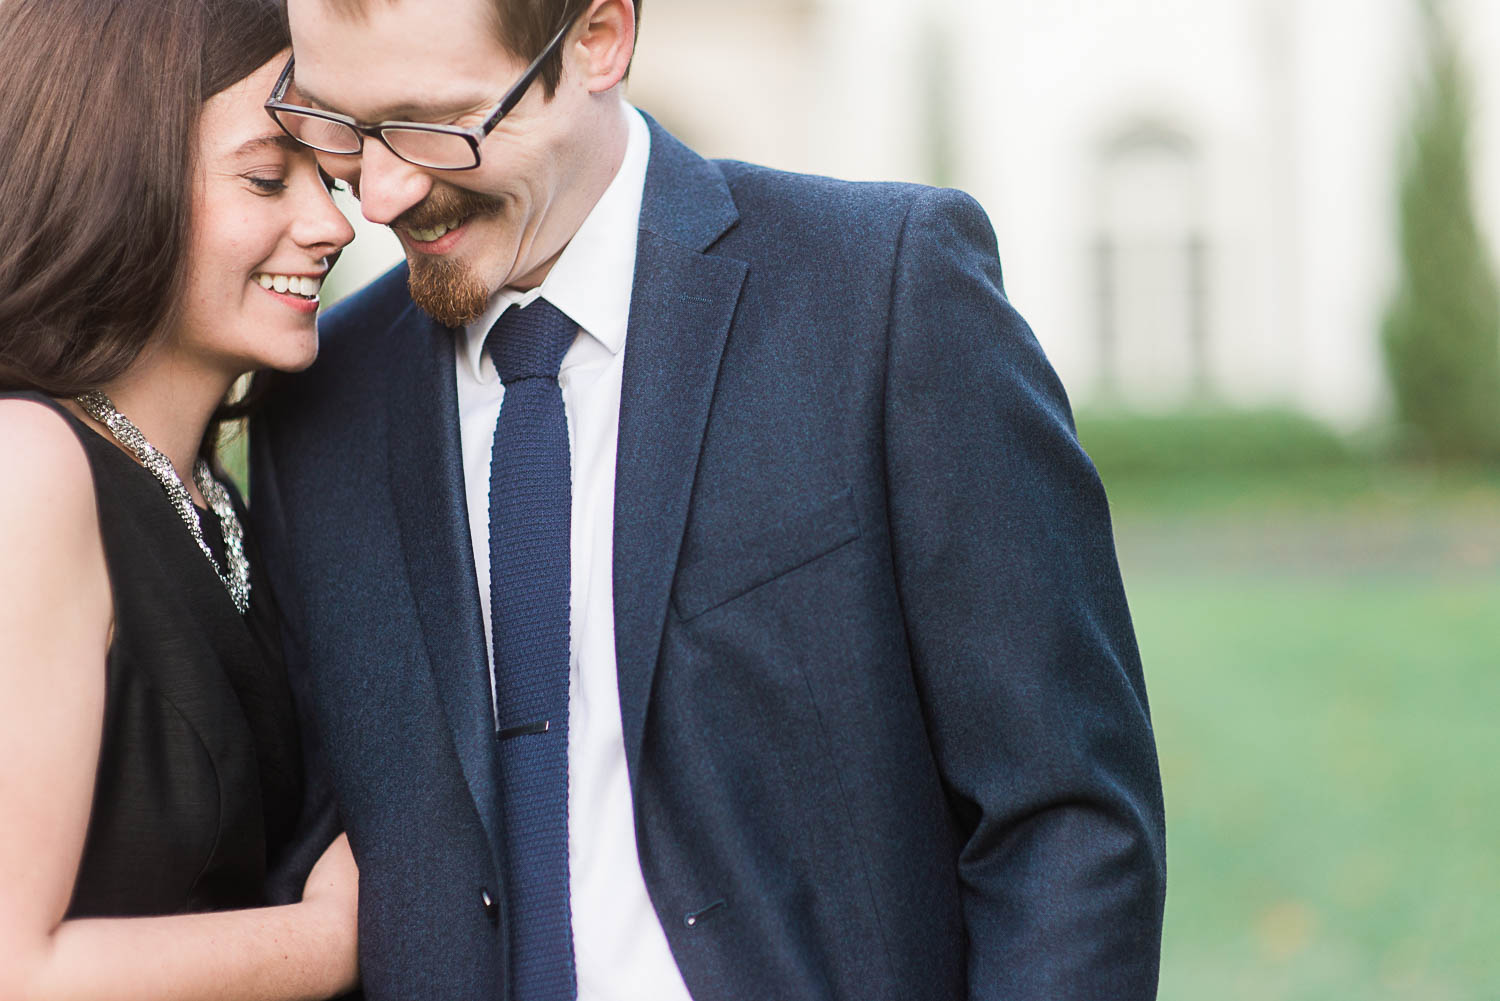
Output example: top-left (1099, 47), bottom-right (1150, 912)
top-left (286, 0), bottom-right (598, 324)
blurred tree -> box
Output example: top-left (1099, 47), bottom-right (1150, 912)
top-left (1382, 0), bottom-right (1500, 462)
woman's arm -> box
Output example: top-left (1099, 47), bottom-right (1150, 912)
top-left (27, 837), bottom-right (357, 1001)
top-left (0, 400), bottom-right (358, 1001)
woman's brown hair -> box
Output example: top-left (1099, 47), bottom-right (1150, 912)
top-left (0, 0), bottom-right (289, 399)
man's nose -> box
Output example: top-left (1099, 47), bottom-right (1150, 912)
top-left (354, 140), bottom-right (433, 227)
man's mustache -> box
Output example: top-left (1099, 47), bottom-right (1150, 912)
top-left (384, 186), bottom-right (507, 233)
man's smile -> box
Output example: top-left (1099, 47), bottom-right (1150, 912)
top-left (401, 215), bottom-right (474, 254)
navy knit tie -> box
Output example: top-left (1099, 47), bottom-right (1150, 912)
top-left (487, 298), bottom-right (577, 1001)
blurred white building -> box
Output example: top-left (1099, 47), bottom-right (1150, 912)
top-left (338, 0), bottom-right (1500, 427)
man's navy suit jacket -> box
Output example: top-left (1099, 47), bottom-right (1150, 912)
top-left (252, 117), bottom-right (1167, 1001)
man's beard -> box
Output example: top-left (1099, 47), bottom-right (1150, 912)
top-left (407, 255), bottom-right (490, 329)
top-left (395, 184), bottom-right (508, 329)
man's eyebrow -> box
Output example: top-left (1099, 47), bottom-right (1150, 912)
top-left (290, 74), bottom-right (487, 124)
top-left (288, 76), bottom-right (334, 113)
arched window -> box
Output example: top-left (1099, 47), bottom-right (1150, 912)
top-left (1093, 120), bottom-right (1210, 407)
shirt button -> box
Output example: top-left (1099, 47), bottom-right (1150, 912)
top-left (480, 887), bottom-right (499, 924)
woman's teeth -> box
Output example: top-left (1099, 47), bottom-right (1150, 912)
top-left (255, 273), bottom-right (322, 297)
top-left (408, 218), bottom-right (462, 243)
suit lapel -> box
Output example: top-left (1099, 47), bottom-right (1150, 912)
top-left (385, 306), bottom-right (504, 859)
top-left (613, 120), bottom-right (747, 781)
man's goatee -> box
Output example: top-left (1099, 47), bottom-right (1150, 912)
top-left (407, 255), bottom-right (490, 329)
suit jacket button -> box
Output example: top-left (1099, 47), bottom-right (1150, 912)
top-left (480, 887), bottom-right (499, 924)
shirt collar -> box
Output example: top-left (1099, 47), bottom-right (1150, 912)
top-left (459, 104), bottom-right (651, 381)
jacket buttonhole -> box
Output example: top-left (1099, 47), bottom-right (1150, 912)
top-left (683, 898), bottom-right (727, 928)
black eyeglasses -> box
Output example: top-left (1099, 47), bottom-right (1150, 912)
top-left (264, 19), bottom-right (573, 171)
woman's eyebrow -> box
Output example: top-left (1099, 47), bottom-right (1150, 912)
top-left (232, 133), bottom-right (302, 157)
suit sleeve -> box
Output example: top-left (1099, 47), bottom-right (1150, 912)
top-left (882, 188), bottom-right (1167, 999)
top-left (250, 413), bottom-right (347, 907)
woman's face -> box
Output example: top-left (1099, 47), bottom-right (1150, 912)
top-left (173, 54), bottom-right (355, 377)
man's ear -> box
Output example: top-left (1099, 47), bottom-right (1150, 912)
top-left (573, 0), bottom-right (636, 94)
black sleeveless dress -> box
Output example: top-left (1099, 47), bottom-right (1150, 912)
top-left (3, 392), bottom-right (303, 917)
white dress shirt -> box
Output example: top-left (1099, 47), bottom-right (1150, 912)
top-left (454, 106), bottom-right (694, 1001)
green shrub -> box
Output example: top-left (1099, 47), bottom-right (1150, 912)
top-left (1381, 0), bottom-right (1500, 463)
top-left (1075, 409), bottom-right (1361, 481)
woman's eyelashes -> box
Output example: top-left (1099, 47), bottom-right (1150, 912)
top-left (246, 174), bottom-right (287, 194)
top-left (243, 164), bottom-right (348, 198)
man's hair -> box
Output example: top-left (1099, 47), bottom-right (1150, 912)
top-left (0, 0), bottom-right (290, 399)
top-left (317, 0), bottom-right (643, 96)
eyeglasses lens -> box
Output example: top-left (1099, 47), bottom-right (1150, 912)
top-left (277, 111), bottom-right (361, 155)
top-left (381, 128), bottom-right (479, 170)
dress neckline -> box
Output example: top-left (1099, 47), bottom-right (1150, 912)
top-left (48, 396), bottom-right (217, 515)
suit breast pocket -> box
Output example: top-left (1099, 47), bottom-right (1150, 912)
top-left (672, 487), bottom-right (861, 622)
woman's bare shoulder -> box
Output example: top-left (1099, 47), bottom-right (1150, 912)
top-left (0, 398), bottom-right (105, 584)
top-left (0, 394), bottom-right (111, 721)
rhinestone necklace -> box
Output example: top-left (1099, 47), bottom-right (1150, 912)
top-left (76, 391), bottom-right (251, 615)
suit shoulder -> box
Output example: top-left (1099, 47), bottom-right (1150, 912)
top-left (318, 261), bottom-right (413, 349)
top-left (713, 160), bottom-right (987, 225)
top-left (713, 161), bottom-right (994, 261)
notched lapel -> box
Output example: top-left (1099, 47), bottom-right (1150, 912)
top-left (384, 308), bottom-right (504, 862)
top-left (613, 232), bottom-right (748, 784)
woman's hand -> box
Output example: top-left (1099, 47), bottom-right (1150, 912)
top-left (300, 833), bottom-right (360, 993)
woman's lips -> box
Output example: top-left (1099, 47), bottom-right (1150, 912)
top-left (255, 283), bottom-right (320, 315)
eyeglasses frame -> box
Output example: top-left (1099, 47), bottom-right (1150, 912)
top-left (263, 18), bottom-right (574, 171)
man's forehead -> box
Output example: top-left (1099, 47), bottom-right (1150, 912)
top-left (287, 0), bottom-right (515, 118)
top-left (288, 0), bottom-right (503, 71)
top-left (288, 0), bottom-right (498, 40)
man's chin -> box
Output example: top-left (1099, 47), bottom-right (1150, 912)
top-left (406, 253), bottom-right (492, 329)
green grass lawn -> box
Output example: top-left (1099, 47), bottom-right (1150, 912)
top-left (1111, 476), bottom-right (1500, 1000)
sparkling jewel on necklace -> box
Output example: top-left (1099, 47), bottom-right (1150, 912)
top-left (75, 391), bottom-right (251, 615)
